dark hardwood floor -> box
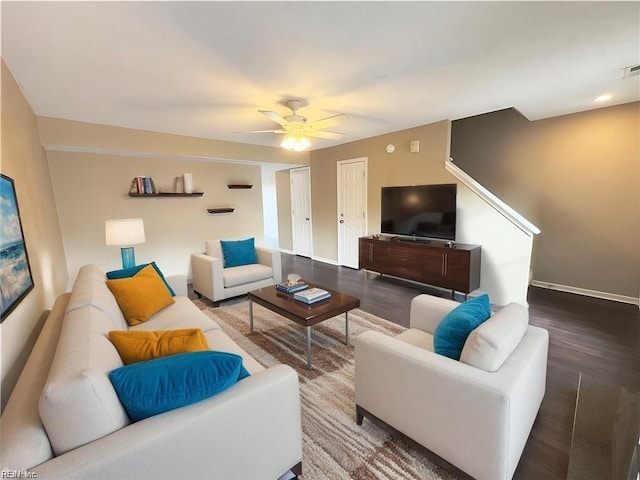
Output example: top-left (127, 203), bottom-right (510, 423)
top-left (275, 253), bottom-right (640, 480)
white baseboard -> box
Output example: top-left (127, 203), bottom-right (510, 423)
top-left (312, 255), bottom-right (340, 266)
top-left (281, 251), bottom-right (339, 266)
top-left (531, 281), bottom-right (639, 307)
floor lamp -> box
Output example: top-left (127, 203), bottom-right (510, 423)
top-left (105, 218), bottom-right (146, 269)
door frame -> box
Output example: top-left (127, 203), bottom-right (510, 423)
top-left (337, 157), bottom-right (368, 267)
top-left (290, 166), bottom-right (313, 257)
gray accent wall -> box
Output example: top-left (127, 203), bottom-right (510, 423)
top-left (451, 103), bottom-right (639, 302)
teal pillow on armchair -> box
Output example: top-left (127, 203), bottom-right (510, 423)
top-left (433, 294), bottom-right (491, 360)
top-left (220, 238), bottom-right (258, 268)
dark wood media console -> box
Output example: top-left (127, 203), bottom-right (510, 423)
top-left (359, 236), bottom-right (481, 297)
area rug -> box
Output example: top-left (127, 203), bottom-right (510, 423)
top-left (193, 297), bottom-right (458, 480)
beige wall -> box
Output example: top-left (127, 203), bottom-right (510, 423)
top-left (37, 116), bottom-right (309, 167)
top-left (452, 103), bottom-right (640, 301)
top-left (0, 61), bottom-right (69, 409)
top-left (47, 151), bottom-right (265, 281)
top-left (308, 121), bottom-right (452, 261)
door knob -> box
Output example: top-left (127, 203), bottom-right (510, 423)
top-left (340, 220), bottom-right (344, 223)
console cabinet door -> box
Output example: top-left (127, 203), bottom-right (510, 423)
top-left (441, 249), bottom-right (471, 291)
top-left (359, 238), bottom-right (375, 270)
top-left (422, 248), bottom-right (447, 286)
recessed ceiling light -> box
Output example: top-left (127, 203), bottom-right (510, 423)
top-left (594, 94), bottom-right (612, 103)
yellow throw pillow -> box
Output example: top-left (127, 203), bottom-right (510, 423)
top-left (106, 264), bottom-right (175, 326)
top-left (108, 329), bottom-right (210, 364)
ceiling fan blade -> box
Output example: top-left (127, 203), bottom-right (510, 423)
top-left (233, 129), bottom-right (288, 134)
top-left (307, 113), bottom-right (349, 130)
top-left (259, 110), bottom-right (289, 127)
top-left (304, 130), bottom-right (344, 140)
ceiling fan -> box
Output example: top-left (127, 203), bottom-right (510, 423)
top-left (243, 100), bottom-right (349, 151)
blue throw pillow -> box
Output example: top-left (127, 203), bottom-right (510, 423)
top-left (106, 261), bottom-right (176, 296)
top-left (220, 238), bottom-right (258, 268)
top-left (433, 294), bottom-right (491, 360)
top-left (109, 351), bottom-right (250, 421)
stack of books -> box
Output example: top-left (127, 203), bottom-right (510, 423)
top-left (129, 176), bottom-right (156, 194)
top-left (294, 287), bottom-right (331, 304)
top-left (276, 281), bottom-right (308, 294)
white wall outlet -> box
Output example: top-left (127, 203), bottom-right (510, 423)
top-left (410, 140), bottom-right (420, 153)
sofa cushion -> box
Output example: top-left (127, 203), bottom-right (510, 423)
top-left (396, 328), bottom-right (434, 352)
top-left (220, 238), bottom-right (258, 268)
top-left (106, 264), bottom-right (175, 326)
top-left (106, 261), bottom-right (176, 296)
top-left (66, 264), bottom-right (128, 330)
top-left (39, 306), bottom-right (129, 455)
top-left (109, 351), bottom-right (251, 421)
top-left (130, 296), bottom-right (220, 332)
top-left (109, 328), bottom-right (209, 364)
top-left (460, 302), bottom-right (529, 372)
top-left (223, 264), bottom-right (274, 288)
top-left (204, 329), bottom-right (265, 374)
top-left (433, 294), bottom-right (491, 360)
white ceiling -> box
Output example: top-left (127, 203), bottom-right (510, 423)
top-left (2, 1), bottom-right (639, 151)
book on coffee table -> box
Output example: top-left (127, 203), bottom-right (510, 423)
top-left (276, 281), bottom-right (308, 294)
top-left (294, 287), bottom-right (331, 304)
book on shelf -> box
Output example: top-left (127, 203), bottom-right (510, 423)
top-left (294, 287), bottom-right (331, 304)
top-left (130, 176), bottom-right (156, 194)
top-left (276, 281), bottom-right (308, 294)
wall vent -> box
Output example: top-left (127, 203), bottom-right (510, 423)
top-left (623, 64), bottom-right (640, 79)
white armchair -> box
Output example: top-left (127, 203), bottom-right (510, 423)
top-left (191, 239), bottom-right (282, 305)
top-left (355, 294), bottom-right (549, 480)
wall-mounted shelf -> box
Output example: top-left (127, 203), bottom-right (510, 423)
top-left (207, 208), bottom-right (235, 215)
top-left (129, 192), bottom-right (204, 197)
top-left (227, 184), bottom-right (253, 189)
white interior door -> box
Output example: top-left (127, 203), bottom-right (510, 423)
top-left (338, 158), bottom-right (367, 268)
top-left (290, 167), bottom-right (313, 258)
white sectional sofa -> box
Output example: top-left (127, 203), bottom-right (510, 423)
top-left (1, 264), bottom-right (302, 479)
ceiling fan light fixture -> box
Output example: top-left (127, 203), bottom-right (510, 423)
top-left (281, 133), bottom-right (310, 152)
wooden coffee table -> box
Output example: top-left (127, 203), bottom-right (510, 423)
top-left (247, 284), bottom-right (360, 369)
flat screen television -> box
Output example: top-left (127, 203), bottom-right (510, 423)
top-left (381, 184), bottom-right (457, 241)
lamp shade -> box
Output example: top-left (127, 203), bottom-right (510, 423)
top-left (105, 218), bottom-right (146, 246)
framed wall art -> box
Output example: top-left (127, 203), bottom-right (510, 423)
top-left (1, 174), bottom-right (34, 321)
